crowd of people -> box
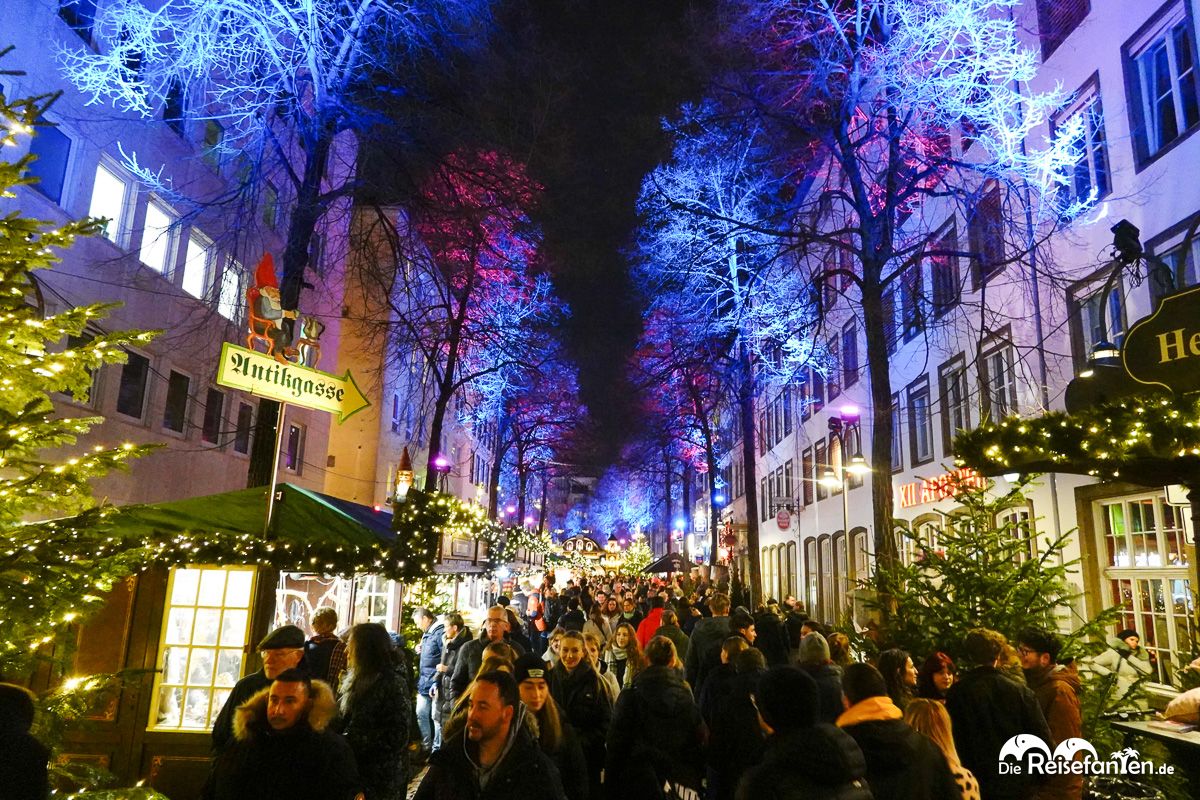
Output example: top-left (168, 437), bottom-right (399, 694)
top-left (182, 572), bottom-right (1160, 800)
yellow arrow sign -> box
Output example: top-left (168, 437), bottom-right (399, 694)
top-left (216, 342), bottom-right (370, 423)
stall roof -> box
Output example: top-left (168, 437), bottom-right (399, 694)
top-left (643, 551), bottom-right (689, 574)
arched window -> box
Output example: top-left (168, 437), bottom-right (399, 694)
top-left (804, 539), bottom-right (819, 614)
top-left (786, 541), bottom-right (798, 599)
top-left (819, 535), bottom-right (834, 622)
top-left (912, 513), bottom-right (944, 564)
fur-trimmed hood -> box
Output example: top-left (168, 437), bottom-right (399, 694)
top-left (232, 679), bottom-right (338, 742)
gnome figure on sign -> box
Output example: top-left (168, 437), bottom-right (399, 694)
top-left (245, 254), bottom-right (298, 362)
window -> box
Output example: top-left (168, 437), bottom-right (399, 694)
top-left (285, 423), bottom-right (304, 472)
top-left (842, 323), bottom-right (858, 387)
top-left (262, 183), bottom-right (279, 228)
top-left (218, 259), bottom-right (245, 324)
top-left (162, 370), bottom-right (191, 433)
top-left (810, 367), bottom-right (825, 413)
top-left (939, 356), bottom-right (971, 457)
top-left (164, 80), bottom-right (187, 135)
top-left (1127, 5), bottom-right (1200, 165)
top-left (969, 185), bottom-right (1005, 287)
top-left (1053, 82), bottom-right (1110, 207)
top-left (834, 533), bottom-right (848, 617)
top-left (890, 393), bottom-right (903, 472)
top-left (829, 435), bottom-right (843, 496)
top-left (900, 263), bottom-right (924, 341)
top-left (352, 575), bottom-right (397, 627)
top-left (997, 504), bottom-right (1037, 564)
top-left (802, 447), bottom-right (814, 506)
top-left (63, 332), bottom-right (99, 405)
top-left (391, 394), bottom-right (402, 433)
top-left (800, 377), bottom-right (812, 421)
top-left (819, 536), bottom-right (834, 622)
top-left (805, 539), bottom-right (819, 615)
top-left (981, 341), bottom-right (1017, 420)
top-left (784, 459), bottom-right (794, 507)
top-left (233, 402), bottom-right (254, 454)
top-left (1151, 227), bottom-right (1200, 298)
top-left (88, 162), bottom-right (129, 243)
top-left (183, 233), bottom-right (213, 299)
top-left (150, 566), bottom-right (256, 731)
top-left (27, 124), bottom-right (71, 204)
top-left (1097, 493), bottom-right (1195, 686)
top-left (826, 337), bottom-right (841, 400)
top-left (882, 289), bottom-right (898, 355)
top-left (116, 351), bottom-right (150, 419)
top-left (139, 199), bottom-right (176, 274)
top-left (1037, 0), bottom-right (1089, 59)
top-left (58, 0), bottom-right (97, 42)
top-left (1071, 284), bottom-right (1124, 370)
top-left (815, 440), bottom-right (828, 501)
top-left (760, 478), bottom-right (768, 522)
top-left (930, 224), bottom-right (960, 317)
top-left (202, 388), bottom-right (224, 444)
top-left (908, 378), bottom-right (935, 465)
top-left (202, 121), bottom-right (224, 170)
top-left (783, 388), bottom-right (793, 436)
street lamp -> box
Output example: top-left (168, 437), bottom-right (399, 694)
top-left (395, 446), bottom-right (414, 504)
top-left (825, 406), bottom-right (871, 536)
top-left (432, 452), bottom-right (451, 492)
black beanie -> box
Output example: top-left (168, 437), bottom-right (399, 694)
top-left (755, 665), bottom-right (818, 733)
top-left (514, 653), bottom-right (551, 684)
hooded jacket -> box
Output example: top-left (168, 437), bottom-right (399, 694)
top-left (412, 704), bottom-right (567, 800)
top-left (655, 622), bottom-right (691, 664)
top-left (1025, 664), bottom-right (1083, 800)
top-left (418, 621), bottom-right (446, 694)
top-left (685, 615), bottom-right (731, 688)
top-left (704, 666), bottom-right (767, 800)
top-left (605, 664), bottom-right (706, 798)
top-left (1087, 637), bottom-right (1153, 706)
top-left (203, 680), bottom-right (361, 800)
top-left (437, 627), bottom-right (473, 718)
top-left (838, 696), bottom-right (959, 800)
top-left (548, 661), bottom-right (613, 795)
top-left (800, 662), bottom-right (845, 725)
top-left (340, 665), bottom-right (411, 800)
top-left (635, 607), bottom-right (664, 648)
top-left (735, 724), bottom-right (871, 800)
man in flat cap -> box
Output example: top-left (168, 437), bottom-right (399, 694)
top-left (212, 624), bottom-right (306, 753)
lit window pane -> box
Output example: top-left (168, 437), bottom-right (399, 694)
top-left (226, 570), bottom-right (253, 607)
top-left (171, 568), bottom-right (201, 605)
top-left (88, 163), bottom-right (127, 242)
top-left (139, 200), bottom-right (174, 273)
top-left (218, 261), bottom-right (243, 323)
top-left (183, 234), bottom-right (211, 298)
top-left (165, 608), bottom-right (194, 646)
top-left (198, 570), bottom-right (227, 606)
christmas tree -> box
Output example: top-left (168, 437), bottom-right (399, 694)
top-left (0, 69), bottom-right (156, 706)
top-left (620, 533), bottom-right (653, 575)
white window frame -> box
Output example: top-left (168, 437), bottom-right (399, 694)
top-left (218, 257), bottom-right (245, 325)
top-left (183, 231), bottom-right (214, 300)
top-left (1053, 79), bottom-right (1110, 206)
top-left (148, 565), bottom-right (257, 732)
top-left (139, 196), bottom-right (178, 275)
top-left (1129, 3), bottom-right (1200, 161)
top-left (88, 160), bottom-right (130, 246)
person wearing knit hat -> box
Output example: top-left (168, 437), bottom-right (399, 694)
top-left (737, 666), bottom-right (870, 800)
top-left (210, 624), bottom-right (307, 753)
top-left (514, 653), bottom-right (587, 799)
top-left (1087, 627), bottom-right (1155, 709)
top-left (796, 632), bottom-right (844, 725)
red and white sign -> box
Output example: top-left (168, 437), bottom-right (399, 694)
top-left (776, 509), bottom-right (792, 529)
top-left (896, 468), bottom-right (986, 509)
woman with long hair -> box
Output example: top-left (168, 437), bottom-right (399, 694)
top-left (584, 605), bottom-right (610, 645)
top-left (338, 623), bottom-right (410, 800)
top-left (545, 627), bottom-right (566, 668)
top-left (549, 630), bottom-right (613, 799)
top-left (583, 630), bottom-right (620, 702)
top-left (603, 597), bottom-right (622, 633)
top-left (877, 648), bottom-right (918, 710)
top-left (604, 623), bottom-right (645, 689)
top-left (515, 653), bottom-right (588, 800)
top-left (904, 698), bottom-right (981, 800)
top-left (917, 651), bottom-right (957, 701)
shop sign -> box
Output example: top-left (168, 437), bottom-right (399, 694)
top-left (217, 342), bottom-right (370, 423)
top-left (897, 468), bottom-right (986, 509)
top-left (776, 509), bottom-right (791, 529)
top-left (1123, 285), bottom-right (1200, 392)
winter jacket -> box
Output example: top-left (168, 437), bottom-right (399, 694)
top-left (839, 697), bottom-right (959, 800)
top-left (684, 615), bottom-right (730, 688)
top-left (735, 724), bottom-right (871, 800)
top-left (635, 608), bottom-right (664, 648)
top-left (541, 718), bottom-right (589, 800)
top-left (603, 646), bottom-right (636, 689)
top-left (1087, 637), bottom-right (1153, 706)
top-left (560, 609), bottom-right (586, 632)
top-left (946, 666), bottom-right (1053, 800)
top-left (417, 622), bottom-right (446, 695)
top-left (655, 622), bottom-right (690, 664)
top-left (203, 681), bottom-right (361, 800)
top-left (437, 628), bottom-right (472, 719)
top-left (413, 708), bottom-right (567, 800)
top-left (752, 612), bottom-right (790, 667)
top-left (451, 634), bottom-right (527, 701)
top-left (340, 666), bottom-right (412, 800)
top-left (0, 721), bottom-right (49, 800)
top-left (305, 633), bottom-right (348, 687)
top-left (211, 670), bottom-right (271, 753)
top-left (548, 662), bottom-right (613, 797)
top-left (583, 619), bottom-right (610, 646)
top-left (704, 667), bottom-right (766, 800)
top-left (800, 663), bottom-right (845, 725)
top-left (1025, 664), bottom-right (1083, 800)
top-left (604, 665), bottom-right (706, 799)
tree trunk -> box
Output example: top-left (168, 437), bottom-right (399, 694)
top-left (423, 287), bottom-right (473, 492)
top-left (246, 134), bottom-right (331, 488)
top-left (537, 472), bottom-right (550, 534)
top-left (681, 460), bottom-right (692, 563)
top-left (738, 348), bottom-right (762, 609)
top-left (687, 379), bottom-right (722, 566)
top-left (859, 277), bottom-right (898, 606)
top-left (487, 426), bottom-right (510, 520)
top-left (663, 447), bottom-right (673, 554)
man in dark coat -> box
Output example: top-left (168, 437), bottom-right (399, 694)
top-left (751, 609), bottom-right (790, 667)
top-left (0, 683), bottom-right (49, 800)
top-left (548, 630), bottom-right (613, 799)
top-left (414, 607), bottom-right (446, 755)
top-left (705, 648), bottom-right (767, 800)
top-left (211, 625), bottom-right (307, 753)
top-left (414, 670), bottom-right (566, 800)
top-left (736, 665), bottom-right (870, 800)
top-left (605, 636), bottom-right (706, 799)
top-left (451, 606), bottom-right (527, 703)
top-left (685, 591), bottom-right (731, 688)
top-left (838, 663), bottom-right (959, 800)
top-left (947, 629), bottom-right (1053, 800)
top-left (796, 632), bottom-right (844, 725)
top-left (203, 669), bottom-right (361, 800)
top-left (435, 613), bottom-right (471, 724)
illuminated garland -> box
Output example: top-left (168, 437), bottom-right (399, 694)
top-left (953, 393), bottom-right (1199, 483)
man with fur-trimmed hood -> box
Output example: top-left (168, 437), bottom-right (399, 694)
top-left (203, 669), bottom-right (362, 800)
